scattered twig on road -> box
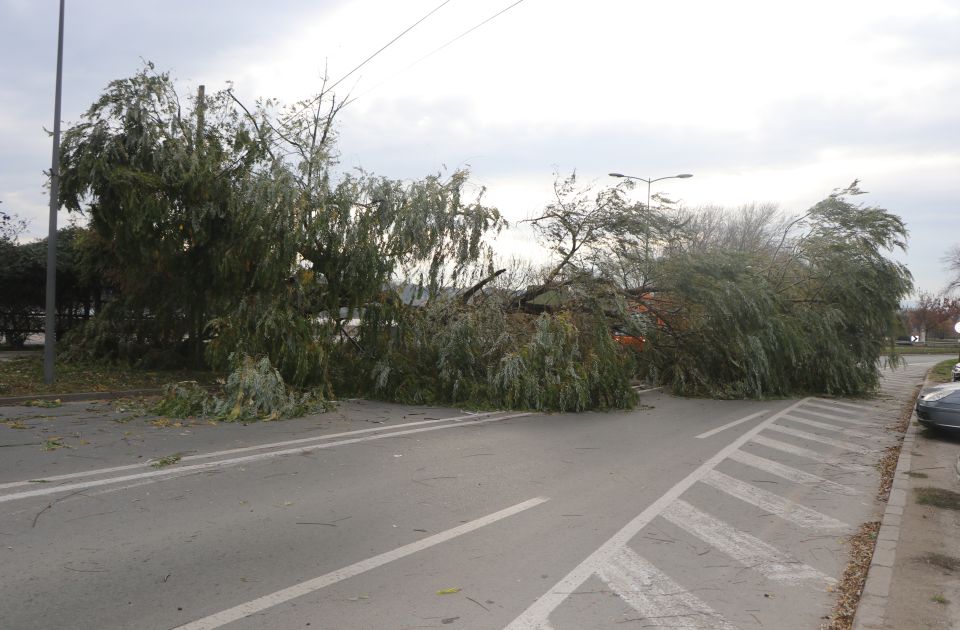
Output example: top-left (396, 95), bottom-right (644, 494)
top-left (32, 488), bottom-right (88, 528)
top-left (296, 516), bottom-right (351, 527)
top-left (465, 596), bottom-right (489, 612)
top-left (63, 510), bottom-right (119, 523)
top-left (63, 564), bottom-right (108, 573)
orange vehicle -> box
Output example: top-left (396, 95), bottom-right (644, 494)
top-left (613, 330), bottom-right (646, 350)
top-left (611, 293), bottom-right (665, 351)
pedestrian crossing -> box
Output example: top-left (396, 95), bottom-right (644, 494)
top-left (507, 360), bottom-right (932, 629)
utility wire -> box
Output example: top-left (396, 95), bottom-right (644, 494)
top-left (288, 0), bottom-right (454, 120)
top-left (326, 0), bottom-right (454, 96)
top-left (355, 0), bottom-right (529, 102)
top-left (412, 0), bottom-right (527, 69)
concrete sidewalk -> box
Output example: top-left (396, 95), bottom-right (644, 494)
top-left (855, 388), bottom-right (960, 628)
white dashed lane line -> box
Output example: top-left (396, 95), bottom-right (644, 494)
top-left (173, 497), bottom-right (551, 630)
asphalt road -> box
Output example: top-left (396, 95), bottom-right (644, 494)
top-left (0, 356), bottom-right (943, 629)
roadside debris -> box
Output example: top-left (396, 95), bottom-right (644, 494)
top-left (822, 520), bottom-right (881, 629)
top-left (150, 453), bottom-right (183, 468)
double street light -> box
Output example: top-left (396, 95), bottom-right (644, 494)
top-left (609, 172), bottom-right (693, 258)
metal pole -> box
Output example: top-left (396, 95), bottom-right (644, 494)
top-left (645, 178), bottom-right (652, 260)
top-left (44, 0), bottom-right (65, 384)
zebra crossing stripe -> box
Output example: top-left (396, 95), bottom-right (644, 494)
top-left (701, 469), bottom-right (848, 531)
top-left (727, 449), bottom-right (859, 496)
top-left (750, 435), bottom-right (869, 472)
top-left (661, 500), bottom-right (834, 584)
top-left (810, 398), bottom-right (871, 412)
top-left (765, 424), bottom-right (874, 454)
top-left (781, 414), bottom-right (876, 440)
top-left (596, 546), bottom-right (737, 630)
top-left (791, 407), bottom-right (875, 426)
top-left (503, 397), bottom-right (816, 630)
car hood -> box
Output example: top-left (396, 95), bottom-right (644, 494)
top-left (919, 381), bottom-right (960, 402)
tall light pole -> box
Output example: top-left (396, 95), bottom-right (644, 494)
top-left (954, 321), bottom-right (960, 363)
top-left (44, 0), bottom-right (66, 384)
top-left (609, 172), bottom-right (693, 258)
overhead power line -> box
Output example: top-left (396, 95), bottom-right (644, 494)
top-left (413, 0), bottom-right (527, 67)
top-left (354, 0), bottom-right (529, 102)
top-left (325, 0), bottom-right (455, 96)
top-left (288, 0), bottom-right (454, 120)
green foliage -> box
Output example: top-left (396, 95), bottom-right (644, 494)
top-left (152, 354), bottom-right (326, 421)
top-left (151, 381), bottom-right (210, 418)
top-left (629, 184), bottom-right (913, 398)
top-left (0, 208), bottom-right (28, 244)
top-left (0, 226), bottom-right (98, 348)
top-left (205, 289), bottom-right (328, 388)
top-left (58, 66), bottom-right (914, 410)
top-left (59, 64), bottom-right (506, 403)
top-left (349, 298), bottom-right (637, 412)
top-left (930, 359), bottom-right (958, 383)
top-left (59, 64), bottom-right (279, 362)
top-left (491, 312), bottom-right (636, 411)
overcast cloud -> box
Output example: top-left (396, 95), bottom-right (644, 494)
top-left (2, 0), bottom-right (958, 296)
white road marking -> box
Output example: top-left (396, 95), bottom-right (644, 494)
top-left (172, 497), bottom-right (550, 630)
top-left (727, 450), bottom-right (859, 496)
top-left (661, 499), bottom-right (834, 584)
top-left (695, 410), bottom-right (768, 439)
top-left (0, 411), bottom-right (505, 492)
top-left (0, 412), bottom-right (536, 504)
top-left (750, 435), bottom-right (868, 472)
top-left (701, 469), bottom-right (848, 531)
top-left (810, 398), bottom-right (872, 412)
top-left (765, 424), bottom-right (873, 454)
top-left (503, 398), bottom-right (812, 630)
top-left (790, 407), bottom-right (874, 426)
top-left (781, 414), bottom-right (876, 440)
top-left (596, 546), bottom-right (737, 630)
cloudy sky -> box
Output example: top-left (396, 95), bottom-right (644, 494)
top-left (2, 0), bottom-right (958, 296)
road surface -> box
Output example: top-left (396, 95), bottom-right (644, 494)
top-left (0, 356), bottom-right (939, 629)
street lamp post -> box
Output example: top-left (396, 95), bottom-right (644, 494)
top-left (44, 0), bottom-right (66, 384)
top-left (954, 321), bottom-right (960, 362)
top-left (609, 172), bottom-right (693, 258)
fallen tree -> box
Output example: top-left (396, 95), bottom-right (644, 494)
top-left (56, 65), bottom-right (911, 415)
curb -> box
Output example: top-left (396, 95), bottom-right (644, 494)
top-left (852, 390), bottom-right (921, 629)
top-left (0, 388), bottom-right (164, 407)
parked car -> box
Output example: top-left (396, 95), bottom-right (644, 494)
top-left (916, 382), bottom-right (960, 432)
top-left (953, 362), bottom-right (960, 382)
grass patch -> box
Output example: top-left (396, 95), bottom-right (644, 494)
top-left (43, 437), bottom-right (67, 451)
top-left (894, 346), bottom-right (960, 355)
top-left (916, 487), bottom-right (960, 510)
top-left (0, 356), bottom-right (213, 398)
top-left (929, 358), bottom-right (958, 384)
top-left (22, 399), bottom-right (61, 408)
top-left (931, 594), bottom-right (949, 604)
top-left (917, 553), bottom-right (960, 572)
top-left (150, 453), bottom-right (183, 468)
